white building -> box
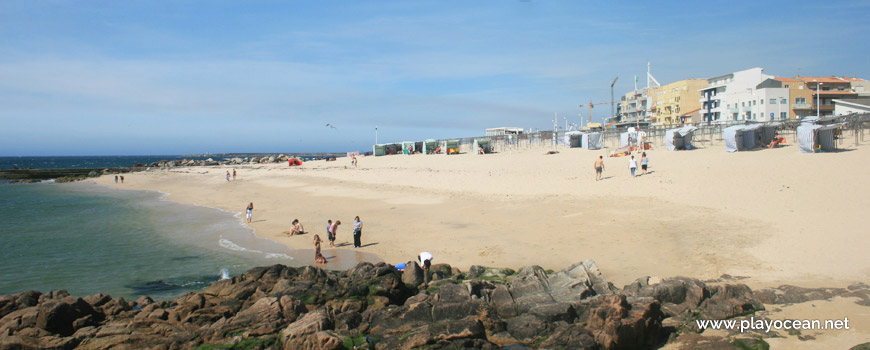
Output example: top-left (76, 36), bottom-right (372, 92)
top-left (485, 127), bottom-right (524, 136)
top-left (725, 79), bottom-right (790, 122)
top-left (700, 67), bottom-right (774, 124)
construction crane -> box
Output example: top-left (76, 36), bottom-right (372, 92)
top-left (578, 100), bottom-right (618, 126)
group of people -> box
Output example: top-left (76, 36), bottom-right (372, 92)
top-left (226, 169), bottom-right (237, 182)
top-left (311, 216), bottom-right (364, 264)
top-left (593, 152), bottom-right (649, 180)
top-left (113, 175), bottom-right (125, 183)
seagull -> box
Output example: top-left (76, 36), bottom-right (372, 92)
top-left (325, 123), bottom-right (336, 129)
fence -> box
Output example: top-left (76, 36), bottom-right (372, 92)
top-left (378, 113), bottom-right (870, 155)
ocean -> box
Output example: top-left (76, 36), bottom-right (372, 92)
top-left (0, 157), bottom-right (380, 300)
top-left (0, 155), bottom-right (202, 170)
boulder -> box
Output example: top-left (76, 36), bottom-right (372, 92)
top-left (401, 261), bottom-right (424, 287)
top-left (586, 295), bottom-right (662, 350)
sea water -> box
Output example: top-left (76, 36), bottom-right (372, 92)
top-left (0, 181), bottom-right (380, 300)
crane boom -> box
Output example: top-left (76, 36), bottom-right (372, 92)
top-left (578, 100), bottom-right (618, 125)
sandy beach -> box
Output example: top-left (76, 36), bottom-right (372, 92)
top-left (96, 142), bottom-right (870, 290)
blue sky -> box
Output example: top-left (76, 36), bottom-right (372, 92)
top-left (1, 1), bottom-right (868, 155)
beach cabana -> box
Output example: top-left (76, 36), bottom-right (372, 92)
top-left (724, 125), bottom-right (762, 152)
top-left (665, 126), bottom-right (698, 151)
top-left (401, 141), bottom-right (415, 154)
top-left (372, 144), bottom-right (386, 157)
top-left (619, 130), bottom-right (638, 148)
top-left (758, 123), bottom-right (781, 146)
top-left (581, 132), bottom-right (603, 150)
top-left (797, 123), bottom-right (843, 153)
top-left (475, 138), bottom-right (493, 153)
top-left (564, 131), bottom-right (583, 148)
top-left (384, 143), bottom-right (401, 155)
top-left (422, 139), bottom-right (438, 154)
top-left (445, 140), bottom-right (461, 154)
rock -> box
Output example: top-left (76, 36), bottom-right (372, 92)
top-left (505, 314), bottom-right (550, 341)
top-left (467, 265), bottom-right (486, 279)
top-left (587, 295), bottom-right (662, 350)
top-left (538, 323), bottom-right (598, 349)
top-left (0, 290), bottom-right (41, 319)
top-left (401, 261), bottom-right (424, 287)
top-left (0, 306), bottom-right (39, 334)
top-left (698, 284), bottom-right (764, 320)
top-left (279, 310), bottom-right (334, 350)
top-left (36, 301), bottom-right (78, 336)
top-left (491, 284), bottom-right (517, 318)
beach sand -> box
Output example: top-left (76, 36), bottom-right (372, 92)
top-left (96, 144), bottom-right (870, 289)
top-left (95, 142), bottom-right (870, 348)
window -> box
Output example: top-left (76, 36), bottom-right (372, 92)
top-left (796, 97), bottom-right (806, 104)
top-left (760, 99), bottom-right (764, 105)
top-left (799, 85), bottom-right (804, 90)
top-left (781, 98), bottom-right (787, 104)
top-left (753, 100), bottom-right (757, 105)
top-left (784, 84), bottom-right (790, 88)
top-left (752, 113), bottom-right (756, 119)
top-left (770, 98), bottom-right (777, 104)
top-left (781, 112), bottom-right (787, 119)
top-left (742, 102), bottom-right (745, 107)
top-left (822, 86), bottom-right (830, 91)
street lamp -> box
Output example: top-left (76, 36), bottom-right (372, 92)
top-left (816, 82), bottom-right (822, 117)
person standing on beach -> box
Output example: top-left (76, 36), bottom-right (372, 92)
top-left (326, 220), bottom-right (333, 247)
top-left (120, 175), bottom-right (124, 184)
top-left (641, 152), bottom-right (648, 175)
top-left (245, 202), bottom-right (253, 223)
top-left (629, 155), bottom-right (637, 177)
top-left (232, 169), bottom-right (237, 180)
top-left (594, 156), bottom-right (605, 181)
top-left (226, 171), bottom-right (231, 182)
top-left (352, 216), bottom-right (363, 248)
top-left (351, 155), bottom-right (358, 168)
top-left (328, 220), bottom-right (341, 248)
top-left (114, 175), bottom-right (118, 183)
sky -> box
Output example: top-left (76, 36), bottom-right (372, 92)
top-left (1, 1), bottom-right (868, 155)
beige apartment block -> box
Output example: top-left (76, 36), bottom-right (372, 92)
top-left (648, 79), bottom-right (707, 124)
top-left (774, 78), bottom-right (814, 119)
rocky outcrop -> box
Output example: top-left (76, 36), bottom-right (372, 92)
top-left (2, 262), bottom-right (827, 349)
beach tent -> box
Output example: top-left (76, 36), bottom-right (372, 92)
top-left (581, 132), bottom-right (603, 150)
top-left (619, 130), bottom-right (638, 147)
top-left (758, 123), bottom-right (781, 146)
top-left (372, 144), bottom-right (386, 156)
top-left (797, 123), bottom-right (843, 153)
top-left (401, 141), bottom-right (415, 154)
top-left (445, 140), bottom-right (461, 154)
top-left (564, 131), bottom-right (583, 148)
top-left (475, 138), bottom-right (493, 153)
top-left (422, 139), bottom-right (438, 154)
top-left (665, 126), bottom-right (698, 151)
top-left (384, 143), bottom-right (401, 155)
top-left (288, 158), bottom-right (303, 166)
top-left (724, 125), bottom-right (762, 152)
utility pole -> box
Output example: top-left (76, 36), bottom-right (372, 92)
top-left (611, 76), bottom-right (619, 121)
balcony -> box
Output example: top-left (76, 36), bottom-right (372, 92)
top-left (742, 106), bottom-right (751, 112)
top-left (728, 107), bottom-right (738, 114)
top-left (792, 103), bottom-right (811, 109)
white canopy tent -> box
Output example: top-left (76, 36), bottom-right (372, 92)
top-left (724, 125), bottom-right (763, 152)
top-left (664, 125), bottom-right (698, 151)
top-left (564, 131), bottom-right (583, 148)
top-left (797, 123), bottom-right (843, 153)
top-left (581, 132), bottom-right (603, 150)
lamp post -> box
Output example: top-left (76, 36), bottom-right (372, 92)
top-left (816, 83), bottom-right (822, 117)
top-left (375, 126), bottom-right (378, 145)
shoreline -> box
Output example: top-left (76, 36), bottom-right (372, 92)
top-left (90, 144), bottom-right (870, 290)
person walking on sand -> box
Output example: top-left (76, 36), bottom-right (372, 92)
top-left (641, 152), bottom-right (648, 175)
top-left (629, 155), bottom-right (637, 178)
top-left (245, 202), bottom-right (253, 223)
top-left (594, 156), bottom-right (605, 181)
top-left (114, 175), bottom-right (118, 183)
top-left (232, 169), bottom-right (236, 180)
top-left (226, 171), bottom-right (231, 182)
top-left (352, 216), bottom-right (363, 248)
top-left (328, 220), bottom-right (341, 248)
top-left (120, 175), bottom-right (124, 184)
top-left (313, 234), bottom-right (327, 264)
top-left (351, 155), bottom-right (358, 168)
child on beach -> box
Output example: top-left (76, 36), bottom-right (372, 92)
top-left (328, 220), bottom-right (341, 248)
top-left (629, 155), bottom-right (637, 177)
top-left (352, 216), bottom-right (363, 248)
top-left (232, 169), bottom-right (236, 180)
top-left (313, 234), bottom-right (327, 264)
top-left (246, 202), bottom-right (253, 223)
top-left (290, 219), bottom-right (304, 236)
top-left (114, 175), bottom-right (118, 183)
top-left (226, 171), bottom-right (231, 182)
top-left (641, 152), bottom-right (648, 175)
top-left (120, 175), bottom-right (124, 183)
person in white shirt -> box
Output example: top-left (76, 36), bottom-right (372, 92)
top-left (629, 155), bottom-right (637, 177)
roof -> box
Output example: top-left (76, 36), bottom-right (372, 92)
top-left (774, 77), bottom-right (801, 82)
top-left (833, 98), bottom-right (870, 107)
top-left (797, 76), bottom-right (850, 84)
top-left (813, 91), bottom-right (857, 95)
top-left (680, 108), bottom-right (701, 116)
top-left (840, 77), bottom-right (867, 82)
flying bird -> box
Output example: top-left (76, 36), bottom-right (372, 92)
top-left (325, 123), bottom-right (336, 129)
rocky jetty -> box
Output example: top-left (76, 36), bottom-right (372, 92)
top-left (2, 260), bottom-right (868, 349)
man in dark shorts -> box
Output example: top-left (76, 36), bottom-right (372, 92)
top-left (593, 156), bottom-right (605, 181)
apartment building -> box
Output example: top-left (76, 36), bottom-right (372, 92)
top-left (648, 79), bottom-right (707, 124)
top-left (773, 78), bottom-right (813, 119)
top-left (700, 67), bottom-right (773, 124)
top-left (617, 88), bottom-right (650, 123)
top-left (723, 79), bottom-right (790, 122)
top-left (795, 76), bottom-right (859, 117)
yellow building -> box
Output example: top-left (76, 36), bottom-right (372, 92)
top-left (648, 79), bottom-right (707, 124)
top-left (774, 78), bottom-right (814, 118)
